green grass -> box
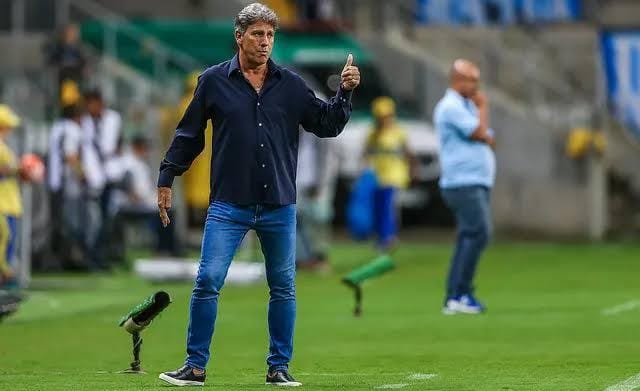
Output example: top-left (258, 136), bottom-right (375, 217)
top-left (1, 241), bottom-right (640, 390)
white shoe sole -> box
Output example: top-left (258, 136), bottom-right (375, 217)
top-left (456, 307), bottom-right (483, 314)
top-left (158, 373), bottom-right (205, 386)
top-left (265, 381), bottom-right (303, 387)
top-left (442, 305), bottom-right (484, 315)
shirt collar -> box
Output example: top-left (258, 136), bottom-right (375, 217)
top-left (446, 88), bottom-right (475, 109)
top-left (446, 88), bottom-right (465, 102)
top-left (227, 53), bottom-right (281, 78)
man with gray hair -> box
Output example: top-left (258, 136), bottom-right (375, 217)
top-left (157, 2), bottom-right (360, 387)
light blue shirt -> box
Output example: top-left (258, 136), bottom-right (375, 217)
top-left (434, 89), bottom-right (496, 189)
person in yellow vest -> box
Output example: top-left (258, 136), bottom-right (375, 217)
top-left (364, 96), bottom-right (414, 251)
top-left (0, 105), bottom-right (23, 288)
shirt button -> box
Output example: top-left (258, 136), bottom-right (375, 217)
top-left (264, 184), bottom-right (268, 189)
top-left (262, 164), bottom-right (266, 168)
top-left (257, 102), bottom-right (261, 106)
top-left (259, 123), bottom-right (263, 127)
top-left (260, 144), bottom-right (264, 147)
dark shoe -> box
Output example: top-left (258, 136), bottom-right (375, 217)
top-left (0, 290), bottom-right (22, 322)
top-left (158, 365), bottom-right (205, 386)
top-left (266, 369), bottom-right (302, 387)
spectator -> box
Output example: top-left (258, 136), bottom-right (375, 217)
top-left (295, 130), bottom-right (338, 271)
top-left (0, 105), bottom-right (22, 289)
top-left (46, 24), bottom-right (87, 100)
top-left (48, 104), bottom-right (104, 271)
top-left (82, 89), bottom-right (122, 169)
top-left (434, 59), bottom-right (495, 315)
top-left (81, 89), bottom-right (121, 264)
top-left (364, 96), bottom-right (414, 251)
top-left (105, 135), bottom-right (181, 263)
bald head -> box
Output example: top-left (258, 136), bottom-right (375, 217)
top-left (449, 59), bottom-right (480, 98)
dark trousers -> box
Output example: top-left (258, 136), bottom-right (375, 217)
top-left (49, 190), bottom-right (65, 261)
top-left (108, 207), bottom-right (180, 264)
top-left (441, 185), bottom-right (492, 298)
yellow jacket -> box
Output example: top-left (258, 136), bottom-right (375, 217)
top-left (365, 124), bottom-right (410, 189)
top-left (0, 139), bottom-right (22, 216)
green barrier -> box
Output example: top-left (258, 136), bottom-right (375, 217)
top-left (342, 255), bottom-right (395, 317)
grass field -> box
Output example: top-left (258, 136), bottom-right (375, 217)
top-left (1, 241), bottom-right (640, 390)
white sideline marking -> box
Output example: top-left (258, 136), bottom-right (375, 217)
top-left (604, 372), bottom-right (640, 391)
top-left (408, 373), bottom-right (437, 380)
top-left (602, 300), bottom-right (640, 316)
top-left (375, 384), bottom-right (410, 389)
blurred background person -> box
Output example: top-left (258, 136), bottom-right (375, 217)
top-left (81, 89), bottom-right (121, 266)
top-left (47, 103), bottom-right (105, 271)
top-left (363, 96), bottom-right (414, 252)
top-left (105, 135), bottom-right (181, 265)
top-left (82, 88), bottom-right (121, 206)
top-left (47, 105), bottom-right (79, 269)
top-left (435, 59), bottom-right (495, 315)
top-left (0, 105), bottom-right (23, 289)
top-left (295, 129), bottom-right (338, 271)
top-left (45, 23), bottom-right (87, 108)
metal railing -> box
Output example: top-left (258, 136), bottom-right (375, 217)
top-left (65, 0), bottom-right (204, 79)
top-left (6, 0), bottom-right (205, 81)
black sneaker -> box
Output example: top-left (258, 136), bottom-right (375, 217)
top-left (265, 369), bottom-right (302, 387)
top-left (158, 365), bottom-right (205, 386)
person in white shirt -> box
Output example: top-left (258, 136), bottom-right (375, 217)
top-left (48, 106), bottom-right (83, 198)
top-left (82, 89), bottom-right (122, 164)
top-left (48, 104), bottom-right (103, 270)
top-left (295, 130), bottom-right (338, 271)
top-left (82, 89), bottom-right (121, 266)
top-left (82, 89), bottom-right (121, 210)
top-left (105, 135), bottom-right (180, 263)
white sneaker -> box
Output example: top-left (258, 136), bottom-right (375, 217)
top-left (442, 298), bottom-right (460, 315)
top-left (455, 294), bottom-right (485, 314)
top-left (442, 295), bottom-right (486, 315)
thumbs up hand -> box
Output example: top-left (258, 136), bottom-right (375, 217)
top-left (341, 53), bottom-right (360, 91)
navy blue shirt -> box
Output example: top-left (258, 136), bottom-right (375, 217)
top-left (158, 55), bottom-right (352, 205)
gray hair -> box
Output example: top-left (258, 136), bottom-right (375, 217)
top-left (234, 3), bottom-right (279, 35)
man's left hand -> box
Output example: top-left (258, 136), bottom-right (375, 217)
top-left (341, 53), bottom-right (360, 91)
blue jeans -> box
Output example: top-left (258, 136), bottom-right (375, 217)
top-left (0, 215), bottom-right (18, 273)
top-left (186, 201), bottom-right (296, 372)
top-left (374, 186), bottom-right (398, 249)
top-left (441, 186), bottom-right (492, 299)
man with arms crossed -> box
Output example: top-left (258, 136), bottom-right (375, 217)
top-left (434, 59), bottom-right (495, 315)
top-left (157, 3), bottom-right (360, 387)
